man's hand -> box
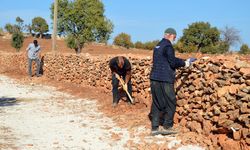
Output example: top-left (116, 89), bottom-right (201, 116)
top-left (123, 83), bottom-right (128, 91)
top-left (185, 57), bottom-right (197, 67)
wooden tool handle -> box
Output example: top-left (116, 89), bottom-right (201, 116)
top-left (116, 75), bottom-right (134, 104)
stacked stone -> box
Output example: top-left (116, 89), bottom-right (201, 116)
top-left (0, 53), bottom-right (249, 148)
top-left (175, 58), bottom-right (250, 146)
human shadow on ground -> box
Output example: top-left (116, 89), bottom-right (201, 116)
top-left (0, 97), bottom-right (17, 107)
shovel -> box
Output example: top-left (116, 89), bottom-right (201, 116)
top-left (115, 75), bottom-right (134, 104)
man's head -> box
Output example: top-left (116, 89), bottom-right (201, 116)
top-left (164, 28), bottom-right (177, 43)
top-left (117, 56), bottom-right (124, 69)
top-left (33, 40), bottom-right (38, 47)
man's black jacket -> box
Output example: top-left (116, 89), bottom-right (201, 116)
top-left (150, 38), bottom-right (185, 83)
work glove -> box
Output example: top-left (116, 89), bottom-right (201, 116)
top-left (185, 57), bottom-right (197, 67)
top-left (123, 83), bottom-right (128, 91)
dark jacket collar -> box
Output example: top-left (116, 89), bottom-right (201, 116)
top-left (161, 38), bottom-right (172, 46)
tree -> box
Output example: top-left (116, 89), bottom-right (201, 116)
top-left (65, 34), bottom-right (78, 53)
top-left (95, 18), bottom-right (114, 44)
top-left (0, 27), bottom-right (4, 36)
top-left (174, 41), bottom-right (197, 53)
top-left (11, 31), bottom-right (24, 52)
top-left (134, 41), bottom-right (144, 49)
top-left (5, 23), bottom-right (14, 34)
top-left (4, 17), bottom-right (25, 34)
top-left (113, 33), bottom-right (133, 49)
top-left (31, 17), bottom-right (49, 38)
top-left (239, 44), bottom-right (250, 54)
top-left (51, 0), bottom-right (113, 53)
top-left (25, 24), bottom-right (33, 35)
top-left (144, 40), bottom-right (160, 50)
top-left (16, 16), bottom-right (24, 32)
top-left (16, 17), bottom-right (24, 24)
top-left (4, 23), bottom-right (20, 34)
top-left (220, 26), bottom-right (241, 48)
top-left (180, 22), bottom-right (220, 52)
top-left (200, 41), bottom-right (229, 54)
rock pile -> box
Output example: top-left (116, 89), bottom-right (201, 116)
top-left (175, 58), bottom-right (250, 148)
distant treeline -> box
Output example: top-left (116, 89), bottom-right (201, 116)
top-left (112, 22), bottom-right (250, 54)
top-left (1, 0), bottom-right (249, 54)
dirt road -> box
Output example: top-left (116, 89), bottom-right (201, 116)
top-left (0, 75), bottom-right (204, 150)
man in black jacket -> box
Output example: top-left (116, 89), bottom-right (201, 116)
top-left (149, 28), bottom-right (196, 136)
top-left (109, 56), bottom-right (132, 107)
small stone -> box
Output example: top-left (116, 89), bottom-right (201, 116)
top-left (240, 103), bottom-right (250, 113)
top-left (246, 80), bottom-right (250, 86)
top-left (238, 114), bottom-right (250, 125)
top-left (246, 138), bottom-right (250, 145)
top-left (233, 131), bottom-right (241, 140)
top-left (241, 86), bottom-right (250, 93)
top-left (215, 79), bottom-right (226, 87)
top-left (203, 120), bottom-right (213, 136)
top-left (231, 72), bottom-right (242, 78)
top-left (241, 128), bottom-right (249, 139)
top-left (221, 139), bottom-right (241, 150)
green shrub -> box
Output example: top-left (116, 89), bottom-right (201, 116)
top-left (174, 41), bottom-right (197, 53)
top-left (134, 41), bottom-right (144, 49)
top-left (144, 40), bottom-right (159, 50)
top-left (113, 33), bottom-right (133, 49)
top-left (5, 23), bottom-right (14, 34)
top-left (239, 44), bottom-right (250, 54)
top-left (11, 32), bottom-right (24, 52)
top-left (65, 34), bottom-right (79, 53)
top-left (200, 42), bottom-right (229, 54)
top-left (0, 28), bottom-right (4, 36)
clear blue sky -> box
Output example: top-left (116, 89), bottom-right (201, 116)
top-left (0, 0), bottom-right (249, 50)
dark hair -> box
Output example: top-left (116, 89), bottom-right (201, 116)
top-left (33, 40), bottom-right (38, 47)
top-left (117, 56), bottom-right (124, 68)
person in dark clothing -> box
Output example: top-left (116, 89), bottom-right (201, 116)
top-left (149, 28), bottom-right (196, 136)
top-left (109, 56), bottom-right (132, 107)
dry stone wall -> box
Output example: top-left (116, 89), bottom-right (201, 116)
top-left (0, 52), bottom-right (249, 148)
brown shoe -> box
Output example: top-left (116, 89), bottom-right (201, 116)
top-left (112, 102), bottom-right (118, 107)
top-left (151, 128), bottom-right (161, 136)
top-left (36, 74), bottom-right (42, 77)
top-left (160, 126), bottom-right (178, 135)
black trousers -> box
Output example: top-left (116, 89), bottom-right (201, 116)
top-left (112, 74), bottom-right (132, 104)
top-left (150, 80), bottom-right (176, 129)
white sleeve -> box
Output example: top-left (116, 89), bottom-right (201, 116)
top-left (26, 44), bottom-right (31, 51)
top-left (37, 45), bottom-right (41, 52)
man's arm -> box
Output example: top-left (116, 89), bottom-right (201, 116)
top-left (165, 46), bottom-right (185, 69)
top-left (124, 70), bottom-right (131, 84)
top-left (124, 59), bottom-right (132, 84)
top-left (26, 44), bottom-right (30, 51)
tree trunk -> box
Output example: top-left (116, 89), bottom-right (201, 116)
top-left (76, 45), bottom-right (81, 54)
top-left (76, 41), bottom-right (83, 54)
top-left (197, 43), bottom-right (201, 53)
top-left (29, 29), bottom-right (32, 35)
